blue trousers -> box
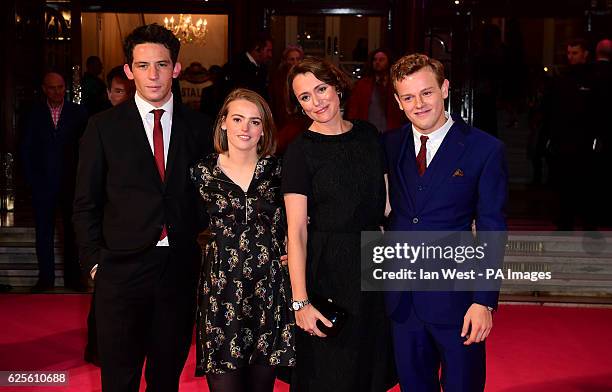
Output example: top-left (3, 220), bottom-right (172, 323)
top-left (391, 308), bottom-right (486, 392)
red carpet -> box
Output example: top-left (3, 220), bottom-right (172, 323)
top-left (1, 294), bottom-right (611, 391)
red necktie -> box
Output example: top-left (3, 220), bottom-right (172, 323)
top-left (151, 109), bottom-right (167, 241)
top-left (416, 135), bottom-right (428, 176)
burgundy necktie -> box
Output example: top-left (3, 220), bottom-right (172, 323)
top-left (151, 109), bottom-right (167, 241)
top-left (416, 135), bottom-right (429, 176)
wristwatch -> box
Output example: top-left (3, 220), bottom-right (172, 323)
top-left (486, 306), bottom-right (495, 312)
top-left (291, 299), bottom-right (311, 311)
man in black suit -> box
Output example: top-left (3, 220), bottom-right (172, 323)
top-left (83, 64), bottom-right (136, 367)
top-left (590, 39), bottom-right (612, 226)
top-left (21, 71), bottom-right (88, 292)
top-left (73, 24), bottom-right (212, 391)
top-left (543, 38), bottom-right (595, 229)
top-left (227, 32), bottom-right (273, 100)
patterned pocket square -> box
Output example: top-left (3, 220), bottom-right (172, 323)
top-left (452, 169), bottom-right (464, 177)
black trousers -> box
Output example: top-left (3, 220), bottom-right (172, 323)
top-left (549, 153), bottom-right (595, 230)
top-left (95, 246), bottom-right (198, 392)
top-left (85, 290), bottom-right (98, 362)
top-left (32, 189), bottom-right (80, 285)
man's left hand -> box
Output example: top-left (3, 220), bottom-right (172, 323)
top-left (461, 303), bottom-right (493, 345)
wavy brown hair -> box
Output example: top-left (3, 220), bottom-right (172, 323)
top-left (213, 88), bottom-right (277, 157)
top-left (285, 56), bottom-right (353, 115)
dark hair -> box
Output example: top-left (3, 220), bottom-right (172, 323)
top-left (365, 48), bottom-right (392, 77)
top-left (247, 32), bottom-right (272, 52)
top-left (106, 65), bottom-right (129, 89)
top-left (568, 38), bottom-right (589, 51)
top-left (391, 53), bottom-right (445, 88)
top-left (286, 56), bottom-right (353, 114)
top-left (213, 88), bottom-right (277, 157)
top-left (123, 24), bottom-right (180, 68)
top-left (86, 55), bottom-right (102, 67)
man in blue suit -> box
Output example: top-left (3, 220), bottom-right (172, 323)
top-left (381, 54), bottom-right (507, 391)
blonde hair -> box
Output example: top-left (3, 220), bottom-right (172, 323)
top-left (213, 88), bottom-right (277, 156)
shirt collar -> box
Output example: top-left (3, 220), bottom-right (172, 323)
top-left (134, 91), bottom-right (174, 120)
top-left (47, 99), bottom-right (64, 111)
top-left (246, 52), bottom-right (259, 67)
top-left (412, 111), bottom-right (454, 144)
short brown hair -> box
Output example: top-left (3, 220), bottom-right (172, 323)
top-left (213, 88), bottom-right (277, 157)
top-left (286, 56), bottom-right (353, 114)
top-left (390, 53), bottom-right (445, 88)
top-left (568, 38), bottom-right (589, 51)
top-left (124, 24), bottom-right (180, 68)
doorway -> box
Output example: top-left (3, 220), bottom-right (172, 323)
top-left (270, 14), bottom-right (386, 79)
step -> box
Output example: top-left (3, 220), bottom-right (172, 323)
top-left (0, 227), bottom-right (60, 244)
top-left (504, 254), bottom-right (612, 266)
top-left (506, 233), bottom-right (612, 255)
top-left (0, 276), bottom-right (65, 287)
top-left (0, 253), bottom-right (64, 263)
top-left (0, 245), bottom-right (63, 254)
top-left (0, 263), bottom-right (64, 270)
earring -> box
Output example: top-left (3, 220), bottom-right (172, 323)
top-left (338, 91), bottom-right (343, 99)
top-left (221, 126), bottom-right (226, 131)
top-left (301, 108), bottom-right (305, 115)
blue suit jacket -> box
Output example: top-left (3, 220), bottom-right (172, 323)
top-left (381, 115), bottom-right (507, 325)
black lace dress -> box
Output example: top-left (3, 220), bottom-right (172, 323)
top-left (190, 154), bottom-right (296, 375)
top-left (281, 120), bottom-right (397, 391)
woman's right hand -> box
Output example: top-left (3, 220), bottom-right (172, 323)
top-left (295, 304), bottom-right (332, 338)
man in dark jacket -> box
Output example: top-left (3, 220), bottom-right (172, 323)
top-left (226, 32), bottom-right (273, 101)
top-left (21, 71), bottom-right (88, 291)
top-left (73, 24), bottom-right (212, 391)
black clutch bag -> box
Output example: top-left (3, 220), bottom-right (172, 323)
top-left (311, 296), bottom-right (348, 337)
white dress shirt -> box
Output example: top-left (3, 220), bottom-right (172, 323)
top-left (412, 112), bottom-right (454, 166)
top-left (246, 51), bottom-right (259, 67)
top-left (134, 92), bottom-right (174, 247)
top-left (134, 91), bottom-right (173, 167)
top-left (91, 93), bottom-right (175, 277)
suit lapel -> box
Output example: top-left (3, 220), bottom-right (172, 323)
top-left (420, 122), bottom-right (467, 206)
top-left (396, 124), bottom-right (418, 208)
top-left (125, 100), bottom-right (164, 190)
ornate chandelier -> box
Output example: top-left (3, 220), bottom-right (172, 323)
top-left (164, 14), bottom-right (208, 45)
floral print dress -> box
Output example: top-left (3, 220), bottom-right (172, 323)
top-left (191, 153), bottom-right (296, 375)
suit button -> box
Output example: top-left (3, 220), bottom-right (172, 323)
top-left (417, 186), bottom-right (424, 191)
top-left (412, 217), bottom-right (419, 224)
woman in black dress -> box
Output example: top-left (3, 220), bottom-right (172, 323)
top-left (282, 57), bottom-right (396, 391)
top-left (191, 88), bottom-right (296, 391)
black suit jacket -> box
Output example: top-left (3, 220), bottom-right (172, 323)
top-left (228, 52), bottom-right (269, 100)
top-left (73, 99), bottom-right (213, 273)
top-left (20, 100), bottom-right (88, 195)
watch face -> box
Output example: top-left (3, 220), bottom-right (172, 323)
top-left (292, 302), bottom-right (300, 310)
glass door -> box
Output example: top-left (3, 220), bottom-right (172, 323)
top-left (271, 14), bottom-right (385, 78)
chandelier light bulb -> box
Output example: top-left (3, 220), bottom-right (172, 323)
top-left (163, 14), bottom-right (209, 46)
